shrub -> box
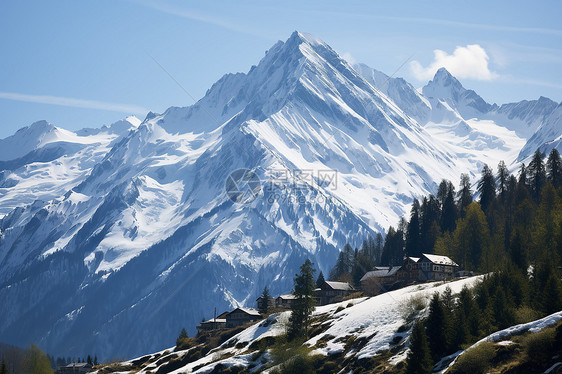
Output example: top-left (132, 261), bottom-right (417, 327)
top-left (521, 326), bottom-right (556, 363)
top-left (514, 306), bottom-right (542, 325)
top-left (450, 342), bottom-right (495, 374)
top-left (400, 294), bottom-right (426, 322)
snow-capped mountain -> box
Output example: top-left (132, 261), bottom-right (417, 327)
top-left (0, 31), bottom-right (561, 360)
top-left (0, 116), bottom-right (139, 216)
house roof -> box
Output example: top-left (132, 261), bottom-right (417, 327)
top-left (373, 266), bottom-right (391, 271)
top-left (406, 257), bottom-right (420, 262)
top-left (63, 363), bottom-right (92, 368)
top-left (200, 318), bottom-right (226, 324)
top-left (227, 307), bottom-right (261, 317)
top-left (323, 281), bottom-right (354, 291)
top-left (360, 266), bottom-right (401, 281)
top-left (277, 294), bottom-right (297, 300)
top-left (420, 254), bottom-right (458, 266)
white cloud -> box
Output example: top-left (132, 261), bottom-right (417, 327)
top-left (410, 44), bottom-right (498, 81)
top-left (0, 92), bottom-right (149, 115)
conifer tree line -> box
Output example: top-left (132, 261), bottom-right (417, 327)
top-left (330, 148), bottom-right (562, 292)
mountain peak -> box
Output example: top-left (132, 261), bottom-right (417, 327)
top-left (428, 67), bottom-right (464, 92)
top-left (423, 67), bottom-right (466, 100)
top-left (289, 31), bottom-right (325, 46)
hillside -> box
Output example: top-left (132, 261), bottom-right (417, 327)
top-left (93, 276), bottom-right (483, 373)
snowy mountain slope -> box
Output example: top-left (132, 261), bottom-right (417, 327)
top-left (93, 276), bottom-right (484, 374)
top-left (0, 31), bottom-right (560, 361)
top-left (0, 117), bottom-right (139, 217)
top-left (518, 102), bottom-right (562, 161)
top-left (353, 63), bottom-right (431, 124)
top-left (489, 96), bottom-right (558, 139)
top-left (355, 63), bottom-right (559, 170)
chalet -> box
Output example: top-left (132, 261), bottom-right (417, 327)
top-left (418, 254), bottom-right (458, 281)
top-left (196, 311), bottom-right (229, 334)
top-left (360, 254), bottom-right (459, 294)
top-left (275, 294), bottom-right (296, 309)
top-left (360, 266), bottom-right (402, 295)
top-left (316, 281), bottom-right (354, 305)
top-left (57, 362), bottom-right (92, 374)
top-left (225, 308), bottom-right (261, 328)
top-left (256, 295), bottom-right (275, 311)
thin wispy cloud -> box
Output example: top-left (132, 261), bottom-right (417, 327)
top-left (0, 92), bottom-right (149, 115)
top-left (410, 44), bottom-right (498, 81)
top-left (378, 15), bottom-right (562, 37)
top-left (134, 0), bottom-right (269, 39)
top-left (292, 9), bottom-right (562, 37)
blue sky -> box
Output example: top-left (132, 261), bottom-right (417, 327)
top-left (1, 0), bottom-right (561, 138)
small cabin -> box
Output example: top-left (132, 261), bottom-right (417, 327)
top-left (316, 281), bottom-right (354, 305)
top-left (57, 362), bottom-right (92, 374)
top-left (275, 294), bottom-right (296, 309)
top-left (418, 254), bottom-right (458, 281)
top-left (196, 311), bottom-right (229, 334)
top-left (256, 295), bottom-right (275, 312)
top-left (225, 308), bottom-right (261, 328)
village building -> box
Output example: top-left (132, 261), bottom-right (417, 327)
top-left (275, 294), bottom-right (296, 309)
top-left (256, 295), bottom-right (275, 311)
top-left (360, 266), bottom-right (402, 295)
top-left (196, 311), bottom-right (229, 334)
top-left (417, 254), bottom-right (458, 280)
top-left (56, 362), bottom-right (92, 374)
top-left (316, 281), bottom-right (355, 305)
top-left (360, 254), bottom-right (459, 295)
top-left (225, 308), bottom-right (261, 328)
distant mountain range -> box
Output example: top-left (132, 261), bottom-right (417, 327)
top-left (0, 31), bottom-right (560, 359)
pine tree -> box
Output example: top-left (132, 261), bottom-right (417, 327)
top-left (329, 244), bottom-right (354, 280)
top-left (315, 271), bottom-right (325, 288)
top-left (420, 196), bottom-right (440, 253)
top-left (386, 222), bottom-right (406, 265)
top-left (509, 229), bottom-right (527, 271)
top-left (406, 199), bottom-right (421, 257)
top-left (440, 183), bottom-right (457, 233)
top-left (259, 287), bottom-right (272, 314)
top-left (93, 356), bottom-right (98, 366)
top-left (406, 321), bottom-right (433, 374)
top-left (452, 202), bottom-right (491, 271)
top-left (546, 148), bottom-right (562, 188)
top-left (426, 293), bottom-right (450, 360)
top-left (351, 248), bottom-right (374, 288)
top-left (497, 160), bottom-right (510, 198)
top-left (528, 149), bottom-right (546, 201)
top-left (457, 173), bottom-right (473, 217)
top-left (492, 287), bottom-right (514, 329)
top-left (176, 328), bottom-right (188, 346)
top-left (477, 164), bottom-right (496, 212)
top-left (87, 355), bottom-right (92, 366)
top-left (374, 233), bottom-right (383, 265)
top-left (288, 259), bottom-right (316, 341)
